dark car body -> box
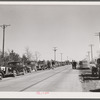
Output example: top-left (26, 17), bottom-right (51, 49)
top-left (0, 61), bottom-right (26, 77)
top-left (37, 61), bottom-right (47, 70)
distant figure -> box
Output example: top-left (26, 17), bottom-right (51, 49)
top-left (51, 60), bottom-right (55, 69)
top-left (72, 61), bottom-right (77, 69)
top-left (34, 62), bottom-right (38, 72)
top-left (79, 61), bottom-right (83, 68)
top-left (47, 60), bottom-right (51, 70)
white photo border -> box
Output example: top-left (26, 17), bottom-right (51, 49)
top-left (0, 1), bottom-right (100, 98)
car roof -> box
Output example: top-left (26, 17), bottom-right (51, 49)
top-left (8, 61), bottom-right (20, 64)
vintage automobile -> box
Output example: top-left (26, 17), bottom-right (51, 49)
top-left (0, 71), bottom-right (3, 80)
top-left (89, 61), bottom-right (97, 76)
top-left (24, 61), bottom-right (36, 72)
top-left (25, 64), bottom-right (32, 73)
top-left (96, 58), bottom-right (100, 79)
top-left (79, 61), bottom-right (83, 68)
top-left (36, 61), bottom-right (47, 70)
top-left (78, 60), bottom-right (89, 69)
top-left (89, 59), bottom-right (100, 79)
top-left (29, 61), bottom-right (37, 71)
top-left (0, 61), bottom-right (26, 77)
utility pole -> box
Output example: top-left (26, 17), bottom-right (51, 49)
top-left (0, 24), bottom-right (10, 58)
top-left (53, 47), bottom-right (57, 61)
top-left (89, 44), bottom-right (94, 61)
top-left (95, 32), bottom-right (100, 58)
top-left (95, 32), bottom-right (100, 49)
top-left (60, 53), bottom-right (63, 62)
top-left (87, 51), bottom-right (90, 62)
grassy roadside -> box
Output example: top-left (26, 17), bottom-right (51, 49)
top-left (78, 66), bottom-right (100, 92)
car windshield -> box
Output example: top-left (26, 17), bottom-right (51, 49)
top-left (90, 62), bottom-right (95, 64)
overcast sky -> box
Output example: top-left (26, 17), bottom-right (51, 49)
top-left (0, 5), bottom-right (100, 61)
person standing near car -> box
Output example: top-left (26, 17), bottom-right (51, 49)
top-left (72, 60), bottom-right (77, 69)
top-left (79, 61), bottom-right (83, 69)
top-left (47, 60), bottom-right (51, 70)
top-left (51, 60), bottom-right (55, 69)
top-left (34, 62), bottom-right (38, 72)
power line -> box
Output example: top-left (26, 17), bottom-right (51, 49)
top-left (0, 24), bottom-right (10, 58)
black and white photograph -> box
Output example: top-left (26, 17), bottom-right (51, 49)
top-left (1, 1), bottom-right (100, 98)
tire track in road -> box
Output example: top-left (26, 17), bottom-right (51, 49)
top-left (20, 66), bottom-right (71, 91)
top-left (0, 68), bottom-right (58, 83)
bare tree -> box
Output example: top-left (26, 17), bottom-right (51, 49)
top-left (0, 49), bottom-right (9, 65)
top-left (24, 47), bottom-right (34, 61)
top-left (8, 50), bottom-right (20, 62)
top-left (7, 49), bottom-right (11, 54)
top-left (34, 51), bottom-right (41, 61)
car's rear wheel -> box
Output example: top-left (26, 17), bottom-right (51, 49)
top-left (23, 69), bottom-right (26, 75)
top-left (0, 73), bottom-right (2, 80)
top-left (98, 68), bottom-right (100, 79)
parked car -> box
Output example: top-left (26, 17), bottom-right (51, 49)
top-left (89, 58), bottom-right (100, 79)
top-left (96, 58), bottom-right (100, 79)
top-left (37, 61), bottom-right (47, 70)
top-left (25, 64), bottom-right (32, 73)
top-left (89, 61), bottom-right (97, 75)
top-left (0, 71), bottom-right (3, 80)
top-left (0, 61), bottom-right (26, 78)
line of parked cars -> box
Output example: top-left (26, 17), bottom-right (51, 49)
top-left (79, 58), bottom-right (100, 79)
top-left (0, 61), bottom-right (31, 80)
top-left (0, 60), bottom-right (69, 80)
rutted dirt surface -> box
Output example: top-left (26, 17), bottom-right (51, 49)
top-left (78, 67), bottom-right (100, 92)
top-left (24, 67), bottom-right (83, 92)
top-left (0, 65), bottom-right (83, 92)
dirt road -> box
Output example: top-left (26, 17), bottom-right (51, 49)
top-left (0, 65), bottom-right (82, 92)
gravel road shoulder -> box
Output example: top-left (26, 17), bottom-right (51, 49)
top-left (78, 67), bottom-right (100, 92)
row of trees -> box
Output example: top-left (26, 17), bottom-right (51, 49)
top-left (0, 47), bottom-right (41, 66)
